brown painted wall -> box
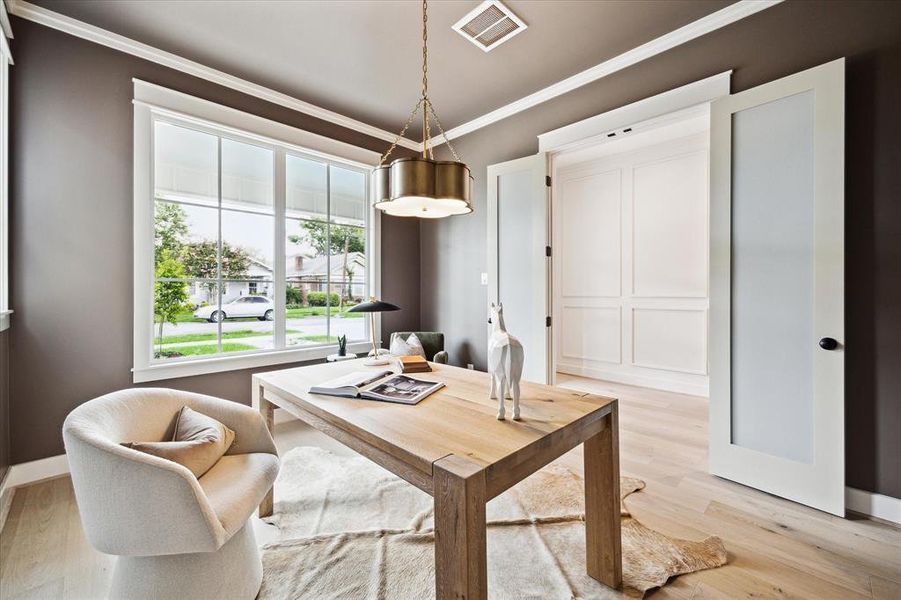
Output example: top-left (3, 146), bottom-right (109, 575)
top-left (7, 17), bottom-right (420, 464)
top-left (421, 0), bottom-right (901, 499)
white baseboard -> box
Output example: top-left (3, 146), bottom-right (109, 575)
top-left (3, 454), bottom-right (70, 488)
top-left (0, 454), bottom-right (70, 532)
top-left (846, 487), bottom-right (901, 526)
top-left (556, 363), bottom-right (709, 397)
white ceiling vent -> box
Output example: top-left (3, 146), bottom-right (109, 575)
top-left (453, 0), bottom-right (527, 52)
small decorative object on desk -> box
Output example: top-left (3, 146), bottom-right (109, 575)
top-left (337, 334), bottom-right (347, 357)
top-left (488, 302), bottom-right (524, 420)
top-left (326, 352), bottom-right (358, 362)
top-left (398, 355), bottom-right (431, 373)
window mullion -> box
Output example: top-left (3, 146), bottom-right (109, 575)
top-left (216, 136), bottom-right (223, 353)
top-left (274, 149), bottom-right (286, 349)
top-left (367, 173), bottom-right (376, 347)
top-left (326, 164), bottom-right (331, 343)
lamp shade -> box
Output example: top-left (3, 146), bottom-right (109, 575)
top-left (347, 300), bottom-right (401, 313)
top-left (373, 157), bottom-right (473, 219)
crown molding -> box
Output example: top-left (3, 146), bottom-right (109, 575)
top-left (7, 0), bottom-right (782, 154)
top-left (0, 0), bottom-right (14, 40)
top-left (438, 0), bottom-right (782, 144)
top-left (5, 0), bottom-right (419, 152)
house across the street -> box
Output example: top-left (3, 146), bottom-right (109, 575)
top-left (287, 252), bottom-right (366, 299)
top-left (187, 252), bottom-right (366, 306)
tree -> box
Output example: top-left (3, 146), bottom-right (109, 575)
top-left (290, 221), bottom-right (364, 255)
top-left (154, 202), bottom-right (188, 266)
top-left (344, 265), bottom-right (355, 301)
top-left (289, 221), bottom-right (364, 307)
top-left (153, 249), bottom-right (191, 356)
top-left (181, 240), bottom-right (252, 301)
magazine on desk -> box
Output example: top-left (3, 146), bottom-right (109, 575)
top-left (309, 370), bottom-right (445, 405)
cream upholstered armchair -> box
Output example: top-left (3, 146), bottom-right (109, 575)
top-left (63, 388), bottom-right (279, 600)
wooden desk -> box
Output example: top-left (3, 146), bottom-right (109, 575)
top-left (253, 359), bottom-right (621, 598)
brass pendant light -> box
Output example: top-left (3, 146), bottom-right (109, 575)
top-left (373, 0), bottom-right (472, 219)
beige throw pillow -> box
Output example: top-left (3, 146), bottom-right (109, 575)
top-left (390, 332), bottom-right (426, 358)
top-left (126, 406), bottom-right (236, 478)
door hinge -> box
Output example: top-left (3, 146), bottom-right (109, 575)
top-left (546, 316), bottom-right (552, 327)
top-left (545, 246), bottom-right (552, 257)
top-left (545, 175), bottom-right (552, 187)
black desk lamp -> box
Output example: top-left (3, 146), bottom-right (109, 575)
top-left (347, 297), bottom-right (400, 366)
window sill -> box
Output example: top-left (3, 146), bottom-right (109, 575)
top-left (0, 309), bottom-right (12, 332)
top-left (132, 340), bottom-right (374, 383)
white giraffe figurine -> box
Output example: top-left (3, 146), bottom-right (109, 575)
top-left (488, 302), bottom-right (524, 420)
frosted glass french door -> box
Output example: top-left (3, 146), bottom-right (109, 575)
top-left (709, 59), bottom-right (845, 515)
top-left (487, 154), bottom-right (551, 384)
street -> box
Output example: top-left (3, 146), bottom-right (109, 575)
top-left (155, 315), bottom-right (366, 354)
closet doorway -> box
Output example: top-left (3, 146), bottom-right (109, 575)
top-left (552, 108), bottom-right (710, 395)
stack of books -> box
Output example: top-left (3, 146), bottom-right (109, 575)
top-left (398, 355), bottom-right (431, 373)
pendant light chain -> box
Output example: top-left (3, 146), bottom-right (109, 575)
top-left (378, 97), bottom-right (423, 166)
top-left (427, 101), bottom-right (462, 162)
top-left (421, 0), bottom-right (428, 103)
top-left (421, 0), bottom-right (436, 159)
top-left (377, 0), bottom-right (463, 166)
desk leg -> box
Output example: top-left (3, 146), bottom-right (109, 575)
top-left (434, 455), bottom-right (487, 600)
top-left (258, 390), bottom-right (276, 518)
top-left (584, 403), bottom-right (622, 589)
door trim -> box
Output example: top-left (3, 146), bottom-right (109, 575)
top-left (538, 71), bottom-right (730, 154)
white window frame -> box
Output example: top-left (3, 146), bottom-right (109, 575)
top-left (0, 25), bottom-right (12, 332)
top-left (133, 80), bottom-right (381, 383)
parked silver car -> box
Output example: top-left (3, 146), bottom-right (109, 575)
top-left (193, 296), bottom-right (274, 323)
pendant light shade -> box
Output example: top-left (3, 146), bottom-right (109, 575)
top-left (374, 158), bottom-right (472, 218)
top-left (373, 0), bottom-right (473, 220)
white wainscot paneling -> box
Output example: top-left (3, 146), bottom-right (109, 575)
top-left (561, 306), bottom-right (621, 363)
top-left (632, 150), bottom-right (708, 297)
top-left (632, 308), bottom-right (707, 374)
top-left (561, 170), bottom-right (621, 297)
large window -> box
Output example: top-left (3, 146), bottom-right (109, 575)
top-left (134, 82), bottom-right (378, 382)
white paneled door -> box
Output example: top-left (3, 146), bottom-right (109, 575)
top-left (709, 58), bottom-right (845, 516)
top-left (487, 154), bottom-right (551, 384)
top-left (554, 131), bottom-right (710, 395)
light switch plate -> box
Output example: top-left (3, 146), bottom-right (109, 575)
top-left (480, 272), bottom-right (488, 285)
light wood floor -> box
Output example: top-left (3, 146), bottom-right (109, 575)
top-left (1, 375), bottom-right (899, 599)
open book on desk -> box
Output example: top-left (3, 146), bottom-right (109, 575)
top-left (309, 370), bottom-right (445, 405)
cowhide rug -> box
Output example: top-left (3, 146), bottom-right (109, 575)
top-left (261, 447), bottom-right (726, 598)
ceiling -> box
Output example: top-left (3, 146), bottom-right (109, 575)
top-left (29, 0), bottom-right (733, 140)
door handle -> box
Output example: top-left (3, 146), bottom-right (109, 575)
top-left (819, 337), bottom-right (839, 350)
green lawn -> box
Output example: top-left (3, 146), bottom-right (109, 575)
top-left (154, 342), bottom-right (256, 358)
top-left (287, 307), bottom-right (363, 319)
top-left (158, 307), bottom-right (363, 324)
top-left (294, 334), bottom-right (333, 343)
top-left (159, 312), bottom-right (202, 323)
top-left (155, 329), bottom-right (299, 345)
